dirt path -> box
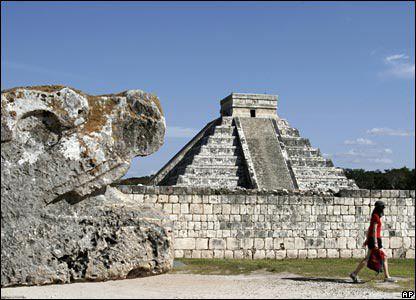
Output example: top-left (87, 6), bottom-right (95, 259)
top-left (1, 272), bottom-right (404, 299)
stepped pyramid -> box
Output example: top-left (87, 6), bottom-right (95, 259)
top-left (152, 93), bottom-right (357, 191)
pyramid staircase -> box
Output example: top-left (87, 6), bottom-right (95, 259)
top-left (157, 117), bottom-right (250, 188)
top-left (275, 118), bottom-right (357, 190)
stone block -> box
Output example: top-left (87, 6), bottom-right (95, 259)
top-left (222, 204), bottom-right (231, 214)
top-left (175, 238), bottom-right (196, 250)
top-left (190, 204), bottom-right (203, 214)
top-left (286, 250), bottom-right (298, 259)
top-left (253, 250), bottom-right (266, 259)
top-left (403, 237), bottom-right (411, 248)
top-left (307, 249), bottom-right (317, 258)
top-left (266, 250), bottom-right (275, 259)
top-left (283, 238), bottom-right (295, 250)
top-left (317, 249), bottom-right (327, 258)
top-left (392, 248), bottom-right (406, 259)
top-left (294, 238), bottom-right (305, 249)
top-left (347, 237), bottom-right (357, 249)
top-left (336, 237), bottom-right (347, 249)
top-left (213, 204), bottom-right (222, 214)
top-left (244, 250), bottom-right (253, 259)
top-left (399, 190), bottom-right (409, 198)
top-left (340, 206), bottom-right (349, 215)
top-left (371, 190), bottom-right (382, 198)
top-left (405, 249), bottom-right (415, 259)
top-left (254, 238), bottom-right (265, 249)
top-left (158, 194), bottom-right (168, 203)
top-left (352, 249), bottom-right (365, 258)
top-left (201, 250), bottom-right (213, 259)
top-left (172, 203), bottom-right (180, 214)
top-left (207, 230), bottom-right (217, 238)
top-left (226, 238), bottom-right (239, 250)
top-left (275, 250), bottom-right (286, 260)
top-left (325, 238), bottom-right (336, 249)
top-left (192, 250), bottom-right (202, 258)
top-left (231, 205), bottom-right (240, 214)
top-left (327, 249), bottom-right (339, 258)
top-left (209, 238), bottom-right (226, 250)
top-left (340, 249), bottom-right (352, 258)
top-left (196, 238), bottom-right (209, 250)
top-left (390, 237), bottom-right (402, 249)
top-left (224, 250), bottom-right (234, 259)
top-left (214, 250), bottom-right (225, 258)
top-left (298, 250), bottom-right (308, 259)
top-left (180, 204), bottom-right (189, 214)
top-left (192, 195), bottom-right (203, 204)
top-left (265, 238), bottom-right (274, 250)
top-left (202, 195), bottom-right (210, 204)
top-left (174, 250), bottom-right (184, 258)
top-left (381, 237), bottom-right (390, 249)
top-left (234, 250), bottom-right (244, 259)
top-left (203, 204), bottom-right (213, 214)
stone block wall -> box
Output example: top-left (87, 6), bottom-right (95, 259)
top-left (118, 186), bottom-right (415, 260)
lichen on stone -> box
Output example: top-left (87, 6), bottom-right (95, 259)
top-left (1, 85), bottom-right (171, 287)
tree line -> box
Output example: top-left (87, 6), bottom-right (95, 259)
top-left (116, 167), bottom-right (415, 190)
top-left (344, 167), bottom-right (415, 190)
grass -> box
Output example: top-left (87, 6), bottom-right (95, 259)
top-left (172, 258), bottom-right (415, 293)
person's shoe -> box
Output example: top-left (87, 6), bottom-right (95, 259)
top-left (384, 277), bottom-right (397, 283)
top-left (349, 272), bottom-right (359, 283)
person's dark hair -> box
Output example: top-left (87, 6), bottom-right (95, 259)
top-left (373, 200), bottom-right (386, 217)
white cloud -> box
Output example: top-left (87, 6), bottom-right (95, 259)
top-left (335, 147), bottom-right (393, 158)
top-left (166, 126), bottom-right (197, 138)
top-left (385, 54), bottom-right (409, 62)
top-left (383, 148), bottom-right (393, 154)
top-left (336, 149), bottom-right (365, 157)
top-left (366, 127), bottom-right (415, 137)
top-left (379, 54), bottom-right (415, 79)
top-left (368, 158), bottom-right (393, 164)
top-left (344, 138), bottom-right (375, 145)
top-left (334, 146), bottom-right (394, 165)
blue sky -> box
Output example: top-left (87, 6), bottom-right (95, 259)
top-left (2, 1), bottom-right (414, 177)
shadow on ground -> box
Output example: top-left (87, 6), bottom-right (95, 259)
top-left (282, 277), bottom-right (366, 284)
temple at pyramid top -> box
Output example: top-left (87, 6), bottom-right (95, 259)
top-left (220, 93), bottom-right (278, 118)
top-left (151, 93), bottom-right (357, 191)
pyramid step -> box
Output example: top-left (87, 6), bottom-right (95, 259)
top-left (286, 148), bottom-right (320, 157)
top-left (295, 175), bottom-right (352, 181)
top-left (212, 126), bottom-right (237, 136)
top-left (182, 165), bottom-right (240, 176)
top-left (189, 155), bottom-right (242, 165)
top-left (201, 136), bottom-right (237, 146)
top-left (297, 179), bottom-right (358, 190)
top-left (177, 175), bottom-right (240, 187)
top-left (292, 167), bottom-right (345, 177)
top-left (277, 128), bottom-right (300, 138)
top-left (198, 145), bottom-right (238, 156)
top-left (289, 157), bottom-right (333, 167)
top-left (281, 136), bottom-right (311, 147)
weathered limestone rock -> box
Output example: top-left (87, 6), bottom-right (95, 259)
top-left (1, 85), bottom-right (172, 287)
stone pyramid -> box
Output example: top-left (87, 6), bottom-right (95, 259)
top-left (152, 93), bottom-right (357, 191)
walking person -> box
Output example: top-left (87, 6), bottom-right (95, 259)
top-left (350, 200), bottom-right (397, 283)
